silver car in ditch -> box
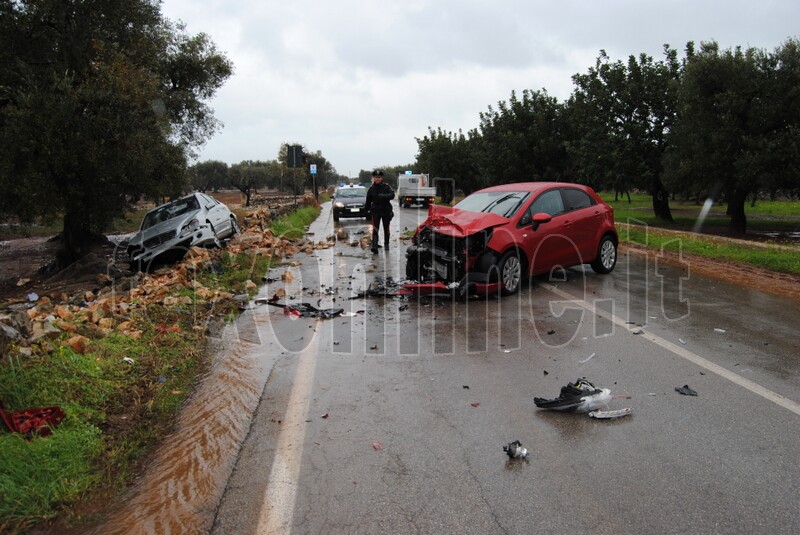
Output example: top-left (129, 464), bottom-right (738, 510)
top-left (126, 192), bottom-right (239, 267)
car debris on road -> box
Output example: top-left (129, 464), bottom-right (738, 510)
top-left (534, 378), bottom-right (632, 418)
top-left (261, 301), bottom-right (344, 319)
top-left (503, 440), bottom-right (529, 459)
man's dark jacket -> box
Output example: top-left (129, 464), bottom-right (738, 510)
top-left (365, 182), bottom-right (395, 216)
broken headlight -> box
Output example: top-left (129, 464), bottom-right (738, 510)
top-left (181, 218), bottom-right (200, 234)
top-left (465, 228), bottom-right (492, 255)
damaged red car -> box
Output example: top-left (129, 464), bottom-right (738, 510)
top-left (404, 182), bottom-right (618, 296)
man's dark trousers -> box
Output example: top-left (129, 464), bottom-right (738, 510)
top-left (371, 212), bottom-right (391, 248)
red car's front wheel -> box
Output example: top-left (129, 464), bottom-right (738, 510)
top-left (498, 251), bottom-right (522, 295)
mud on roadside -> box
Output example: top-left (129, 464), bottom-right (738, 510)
top-left (620, 243), bottom-right (800, 303)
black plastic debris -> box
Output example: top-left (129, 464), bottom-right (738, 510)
top-left (503, 440), bottom-right (529, 459)
top-left (534, 378), bottom-right (631, 415)
top-left (352, 277), bottom-right (409, 298)
top-left (675, 385), bottom-right (698, 396)
top-left (209, 261), bottom-right (225, 275)
top-left (267, 301), bottom-right (344, 319)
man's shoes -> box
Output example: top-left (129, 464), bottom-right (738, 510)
top-left (384, 241), bottom-right (390, 249)
top-left (371, 247), bottom-right (378, 254)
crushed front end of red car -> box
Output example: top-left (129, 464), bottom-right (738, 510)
top-left (404, 205), bottom-right (507, 296)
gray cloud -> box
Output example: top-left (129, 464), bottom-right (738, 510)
top-left (162, 0), bottom-right (800, 176)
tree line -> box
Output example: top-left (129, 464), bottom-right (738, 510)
top-left (414, 39), bottom-right (800, 234)
top-left (2, 1), bottom-right (797, 277)
top-left (190, 158), bottom-right (420, 203)
top-left (190, 143), bottom-right (343, 206)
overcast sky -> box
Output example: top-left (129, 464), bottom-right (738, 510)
top-left (160, 0), bottom-right (799, 178)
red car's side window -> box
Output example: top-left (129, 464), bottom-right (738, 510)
top-left (529, 189), bottom-right (565, 217)
top-left (562, 189), bottom-right (595, 212)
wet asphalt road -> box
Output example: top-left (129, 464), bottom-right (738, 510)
top-left (210, 201), bottom-right (800, 535)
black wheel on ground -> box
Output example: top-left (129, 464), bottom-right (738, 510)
top-left (333, 214), bottom-right (339, 222)
top-left (590, 235), bottom-right (617, 274)
top-left (497, 250), bottom-right (523, 295)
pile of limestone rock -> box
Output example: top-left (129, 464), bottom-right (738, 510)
top-left (0, 205), bottom-right (335, 362)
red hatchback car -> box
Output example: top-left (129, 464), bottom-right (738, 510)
top-left (404, 182), bottom-right (618, 296)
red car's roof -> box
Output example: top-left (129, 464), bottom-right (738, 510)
top-left (419, 182), bottom-right (601, 238)
top-left (476, 182), bottom-right (593, 193)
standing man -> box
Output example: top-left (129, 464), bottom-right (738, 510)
top-left (365, 169), bottom-right (395, 254)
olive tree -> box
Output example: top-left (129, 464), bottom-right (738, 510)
top-left (664, 40), bottom-right (800, 233)
top-left (568, 48), bottom-right (681, 220)
top-left (0, 0), bottom-right (232, 267)
top-left (189, 160), bottom-right (230, 193)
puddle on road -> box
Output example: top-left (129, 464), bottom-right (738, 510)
top-left (90, 311), bottom-right (274, 535)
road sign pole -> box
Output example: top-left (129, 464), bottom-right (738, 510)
top-left (310, 164), bottom-right (318, 199)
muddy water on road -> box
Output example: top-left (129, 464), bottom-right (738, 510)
top-left (89, 204), bottom-right (410, 534)
top-left (90, 312), bottom-right (275, 535)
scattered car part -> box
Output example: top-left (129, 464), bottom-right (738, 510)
top-left (0, 402), bottom-right (66, 438)
top-left (675, 385), bottom-right (698, 396)
top-left (503, 440), bottom-right (529, 459)
top-left (534, 378), bottom-right (631, 414)
top-left (588, 408), bottom-right (632, 419)
top-left (267, 302), bottom-right (344, 319)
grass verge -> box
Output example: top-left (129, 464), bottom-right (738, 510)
top-left (602, 193), bottom-right (799, 277)
top-left (269, 206), bottom-right (320, 240)
top-left (601, 193), bottom-right (800, 234)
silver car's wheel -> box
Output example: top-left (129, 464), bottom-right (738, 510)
top-left (498, 251), bottom-right (522, 295)
top-left (590, 235), bottom-right (617, 274)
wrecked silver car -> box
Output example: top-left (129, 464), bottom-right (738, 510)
top-left (127, 192), bottom-right (239, 268)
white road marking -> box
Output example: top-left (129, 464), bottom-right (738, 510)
top-left (541, 282), bottom-right (800, 417)
top-left (256, 334), bottom-right (319, 535)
